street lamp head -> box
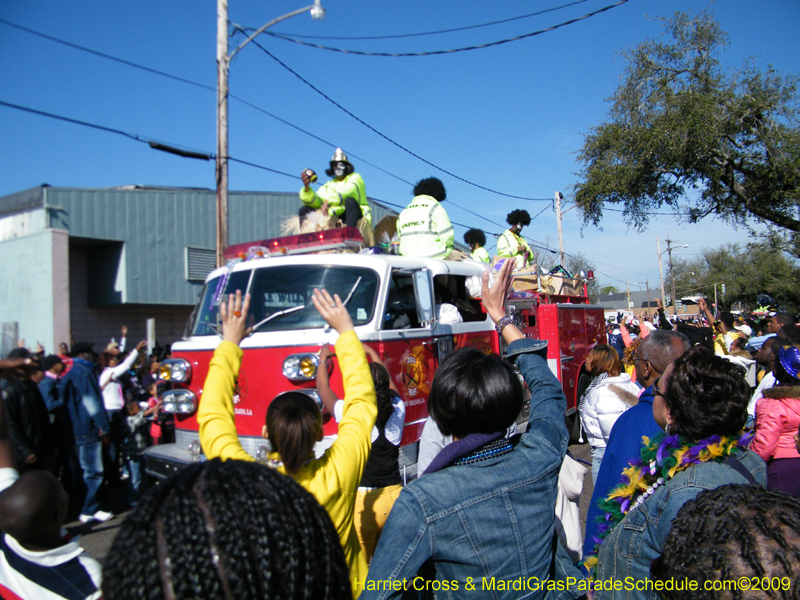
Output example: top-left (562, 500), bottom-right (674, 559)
top-left (310, 0), bottom-right (325, 20)
top-left (681, 244), bottom-right (689, 248)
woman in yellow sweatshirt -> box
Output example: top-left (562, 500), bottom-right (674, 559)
top-left (197, 288), bottom-right (377, 597)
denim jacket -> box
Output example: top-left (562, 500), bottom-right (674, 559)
top-left (594, 448), bottom-right (766, 600)
top-left (361, 340), bottom-right (585, 600)
top-left (60, 358), bottom-right (110, 446)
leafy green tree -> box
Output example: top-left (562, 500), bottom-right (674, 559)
top-left (574, 12), bottom-right (800, 232)
top-left (668, 242), bottom-right (800, 313)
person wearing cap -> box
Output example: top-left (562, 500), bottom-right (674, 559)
top-left (497, 209), bottom-right (533, 270)
top-left (104, 325), bottom-right (128, 358)
top-left (397, 177), bottom-right (455, 260)
top-left (751, 343), bottom-right (800, 497)
top-left (299, 148), bottom-right (371, 236)
top-left (59, 342), bottom-right (114, 523)
top-left (0, 349), bottom-right (55, 475)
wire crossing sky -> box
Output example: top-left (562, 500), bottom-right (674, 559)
top-left (1, 0), bottom-right (797, 286)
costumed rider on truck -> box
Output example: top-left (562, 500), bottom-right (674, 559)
top-left (299, 147), bottom-right (372, 242)
top-left (497, 209), bottom-right (533, 270)
top-left (397, 177), bottom-right (465, 260)
top-left (464, 228), bottom-right (491, 263)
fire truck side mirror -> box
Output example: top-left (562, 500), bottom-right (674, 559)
top-left (413, 269), bottom-right (437, 328)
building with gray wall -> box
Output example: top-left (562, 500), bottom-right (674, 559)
top-left (0, 185), bottom-right (398, 355)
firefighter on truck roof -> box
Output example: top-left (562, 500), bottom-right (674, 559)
top-left (299, 148), bottom-right (372, 241)
top-left (397, 177), bottom-right (458, 260)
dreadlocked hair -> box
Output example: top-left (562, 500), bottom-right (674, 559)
top-left (102, 458), bottom-right (351, 600)
top-left (651, 484), bottom-right (800, 600)
top-left (369, 362), bottom-right (394, 429)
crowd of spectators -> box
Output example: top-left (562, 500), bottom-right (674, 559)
top-left (3, 286), bottom-right (800, 600)
top-left (1, 328), bottom-right (171, 525)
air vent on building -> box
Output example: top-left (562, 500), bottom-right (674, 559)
top-left (185, 247), bottom-right (216, 281)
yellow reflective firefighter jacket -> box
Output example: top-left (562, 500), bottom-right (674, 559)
top-left (471, 246), bottom-right (491, 263)
top-left (396, 195), bottom-right (454, 259)
top-left (299, 173), bottom-right (371, 225)
top-left (497, 229), bottom-right (533, 269)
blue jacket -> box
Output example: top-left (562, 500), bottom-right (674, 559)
top-left (60, 358), bottom-right (110, 446)
top-left (595, 448), bottom-right (766, 599)
top-left (583, 387), bottom-right (661, 559)
top-left (361, 339), bottom-right (584, 600)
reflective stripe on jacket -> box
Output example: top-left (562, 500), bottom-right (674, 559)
top-left (299, 172), bottom-right (371, 225)
top-left (397, 195), bottom-right (454, 259)
top-left (471, 247), bottom-right (490, 263)
top-left (497, 229), bottom-right (532, 267)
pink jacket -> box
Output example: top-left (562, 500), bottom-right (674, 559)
top-left (751, 385), bottom-right (800, 461)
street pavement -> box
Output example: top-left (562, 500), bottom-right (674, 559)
top-left (76, 443), bottom-right (595, 565)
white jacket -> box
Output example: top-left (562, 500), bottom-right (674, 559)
top-left (580, 374), bottom-right (640, 449)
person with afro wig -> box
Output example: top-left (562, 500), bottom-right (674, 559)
top-left (497, 209), bottom-right (533, 270)
top-left (397, 177), bottom-right (455, 259)
top-left (464, 228), bottom-right (490, 263)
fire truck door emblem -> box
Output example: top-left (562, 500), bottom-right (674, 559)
top-left (402, 347), bottom-right (429, 398)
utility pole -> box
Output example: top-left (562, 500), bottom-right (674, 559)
top-left (555, 191), bottom-right (565, 266)
top-left (664, 231), bottom-right (689, 316)
top-left (215, 0), bottom-right (325, 267)
top-left (626, 279), bottom-right (631, 313)
top-left (657, 237), bottom-right (667, 310)
top-left (216, 0), bottom-right (229, 267)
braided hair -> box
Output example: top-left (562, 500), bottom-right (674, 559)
top-left (651, 484), bottom-right (800, 599)
top-left (102, 459), bottom-right (351, 600)
top-left (369, 362), bottom-right (394, 430)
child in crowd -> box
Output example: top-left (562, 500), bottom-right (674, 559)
top-left (146, 382), bottom-right (162, 445)
top-left (0, 362), bottom-right (102, 600)
top-left (120, 397), bottom-right (160, 503)
top-left (197, 288), bottom-right (377, 598)
top-left (317, 343), bottom-right (405, 564)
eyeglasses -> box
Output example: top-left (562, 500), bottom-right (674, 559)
top-left (652, 377), bottom-right (665, 398)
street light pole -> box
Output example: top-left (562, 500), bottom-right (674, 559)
top-left (657, 237), bottom-right (666, 310)
top-left (216, 0), bottom-right (229, 268)
top-left (215, 0), bottom-right (325, 267)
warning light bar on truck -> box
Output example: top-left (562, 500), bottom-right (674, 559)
top-left (223, 227), bottom-right (364, 260)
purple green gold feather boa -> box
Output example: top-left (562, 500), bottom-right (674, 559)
top-left (581, 430), bottom-right (753, 575)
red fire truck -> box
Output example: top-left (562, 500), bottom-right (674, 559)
top-left (144, 228), bottom-right (606, 483)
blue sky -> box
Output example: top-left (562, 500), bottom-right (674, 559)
top-left (1, 0), bottom-right (798, 290)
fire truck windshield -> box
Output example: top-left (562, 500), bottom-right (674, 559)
top-left (191, 265), bottom-right (379, 335)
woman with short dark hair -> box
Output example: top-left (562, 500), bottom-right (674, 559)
top-left (588, 345), bottom-right (767, 599)
top-left (362, 260), bottom-right (583, 600)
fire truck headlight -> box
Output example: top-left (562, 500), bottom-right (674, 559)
top-left (160, 389), bottom-right (197, 414)
top-left (159, 359), bottom-right (193, 383)
top-left (282, 354), bottom-right (320, 381)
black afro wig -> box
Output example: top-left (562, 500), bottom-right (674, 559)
top-left (463, 228), bottom-right (486, 248)
top-left (506, 209), bottom-right (531, 227)
top-left (413, 177), bottom-right (446, 202)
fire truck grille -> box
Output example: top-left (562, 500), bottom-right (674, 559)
top-left (174, 429), bottom-right (267, 460)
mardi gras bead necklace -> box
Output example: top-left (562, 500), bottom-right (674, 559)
top-left (582, 430), bottom-right (752, 574)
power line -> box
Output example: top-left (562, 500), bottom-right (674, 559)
top-left (250, 38), bottom-right (550, 202)
top-left (259, 0), bottom-right (630, 57)
top-left (240, 0), bottom-right (593, 41)
top-left (0, 17), bottom-right (538, 199)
